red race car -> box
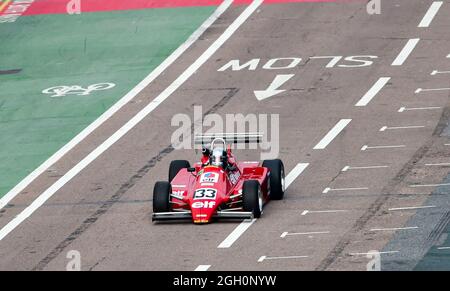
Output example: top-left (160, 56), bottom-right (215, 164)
top-left (152, 133), bottom-right (285, 224)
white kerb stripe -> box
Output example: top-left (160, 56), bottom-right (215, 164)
top-left (0, 0), bottom-right (234, 211)
top-left (0, 0), bottom-right (261, 242)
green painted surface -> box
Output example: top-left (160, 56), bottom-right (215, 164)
top-left (0, 7), bottom-right (215, 197)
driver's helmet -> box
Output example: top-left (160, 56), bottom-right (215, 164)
top-left (210, 148), bottom-right (227, 167)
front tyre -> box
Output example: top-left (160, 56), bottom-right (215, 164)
top-left (168, 160), bottom-right (190, 182)
top-left (262, 159), bottom-right (285, 200)
top-left (242, 180), bottom-right (262, 218)
top-left (153, 181), bottom-right (171, 213)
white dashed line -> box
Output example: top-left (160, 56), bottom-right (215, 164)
top-left (370, 226), bottom-right (419, 232)
top-left (425, 163), bottom-right (450, 166)
top-left (349, 251), bottom-right (399, 256)
top-left (438, 247), bottom-right (450, 250)
top-left (379, 125), bottom-right (425, 132)
top-left (418, 1), bottom-right (443, 28)
top-left (218, 163), bottom-right (309, 249)
top-left (410, 183), bottom-right (450, 188)
top-left (431, 70), bottom-right (450, 75)
top-left (391, 38), bottom-right (420, 66)
top-left (301, 209), bottom-right (348, 216)
top-left (281, 231), bottom-right (330, 238)
top-left (361, 144), bottom-right (405, 151)
top-left (195, 265), bottom-right (211, 271)
top-left (342, 165), bottom-right (388, 172)
top-left (398, 106), bottom-right (441, 112)
top-left (355, 77), bottom-right (390, 107)
top-left (389, 205), bottom-right (436, 211)
top-left (313, 119), bottom-right (352, 150)
top-left (415, 87), bottom-right (450, 94)
top-left (258, 255), bottom-right (308, 263)
top-left (322, 187), bottom-right (368, 194)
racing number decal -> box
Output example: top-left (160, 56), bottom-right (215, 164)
top-left (194, 188), bottom-right (217, 200)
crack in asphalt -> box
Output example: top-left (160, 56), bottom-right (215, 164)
top-left (32, 88), bottom-right (239, 271)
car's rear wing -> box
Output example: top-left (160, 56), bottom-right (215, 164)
top-left (194, 132), bottom-right (262, 145)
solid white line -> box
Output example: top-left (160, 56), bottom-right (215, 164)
top-left (195, 265), bottom-right (211, 271)
top-left (410, 183), bottom-right (450, 188)
top-left (398, 106), bottom-right (441, 112)
top-left (322, 187), bottom-right (368, 194)
top-left (0, 0), bottom-right (261, 242)
top-left (425, 163), bottom-right (450, 166)
top-left (218, 162), bottom-right (308, 248)
top-left (380, 125), bottom-right (425, 131)
top-left (0, 0), bottom-right (234, 211)
top-left (355, 77), bottom-right (390, 107)
top-left (281, 231), bottom-right (330, 238)
top-left (258, 255), bottom-right (308, 262)
top-left (313, 119), bottom-right (352, 150)
top-left (361, 144), bottom-right (405, 151)
top-left (285, 163), bottom-right (309, 188)
top-left (370, 226), bottom-right (419, 232)
top-left (418, 1), bottom-right (443, 28)
top-left (301, 209), bottom-right (348, 215)
top-left (342, 165), bottom-right (388, 172)
top-left (389, 205), bottom-right (436, 211)
top-left (391, 38), bottom-right (420, 66)
top-left (349, 251), bottom-right (399, 256)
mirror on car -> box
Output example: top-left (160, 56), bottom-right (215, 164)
top-left (187, 167), bottom-right (196, 173)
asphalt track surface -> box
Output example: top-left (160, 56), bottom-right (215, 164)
top-left (0, 0), bottom-right (450, 270)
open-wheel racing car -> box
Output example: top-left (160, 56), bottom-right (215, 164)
top-left (152, 133), bottom-right (285, 224)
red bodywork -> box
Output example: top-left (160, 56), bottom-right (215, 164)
top-left (170, 150), bottom-right (269, 224)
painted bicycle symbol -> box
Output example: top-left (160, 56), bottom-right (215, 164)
top-left (42, 83), bottom-right (116, 98)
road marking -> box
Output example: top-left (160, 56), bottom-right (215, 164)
top-left (218, 162), bottom-right (308, 249)
top-left (445, 144), bottom-right (450, 146)
top-left (355, 77), bottom-right (390, 107)
top-left (425, 163), bottom-right (450, 166)
top-left (257, 255), bottom-right (308, 262)
top-left (342, 165), bottom-right (388, 172)
top-left (0, 0), bottom-right (234, 211)
top-left (431, 70), bottom-right (450, 75)
top-left (281, 231), bottom-right (330, 238)
top-left (0, 0), bottom-right (261, 242)
top-left (447, 54), bottom-right (450, 58)
top-left (379, 125), bottom-right (425, 132)
top-left (370, 226), bottom-right (419, 232)
top-left (410, 183), bottom-right (450, 188)
top-left (418, 1), bottom-right (443, 28)
top-left (349, 251), bottom-right (399, 256)
top-left (322, 187), bottom-right (368, 194)
top-left (438, 246), bottom-right (450, 250)
top-left (301, 209), bottom-right (348, 216)
top-left (361, 144), bottom-right (405, 151)
top-left (415, 87), bottom-right (450, 94)
top-left (389, 205), bottom-right (436, 211)
top-left (285, 163), bottom-right (309, 188)
top-left (398, 106), bottom-right (441, 112)
top-left (391, 38), bottom-right (420, 66)
top-left (254, 74), bottom-right (294, 101)
top-left (195, 265), bottom-right (211, 271)
top-left (313, 119), bottom-right (352, 150)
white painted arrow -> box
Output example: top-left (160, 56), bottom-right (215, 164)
top-left (254, 74), bottom-right (294, 101)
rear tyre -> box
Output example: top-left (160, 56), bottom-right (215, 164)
top-left (262, 159), bottom-right (285, 200)
top-left (153, 181), bottom-right (171, 213)
top-left (168, 160), bottom-right (190, 182)
top-left (242, 180), bottom-right (262, 218)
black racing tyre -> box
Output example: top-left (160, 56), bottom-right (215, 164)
top-left (153, 181), bottom-right (171, 213)
top-left (242, 180), bottom-right (262, 218)
top-left (168, 160), bottom-right (190, 182)
top-left (262, 159), bottom-right (285, 200)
